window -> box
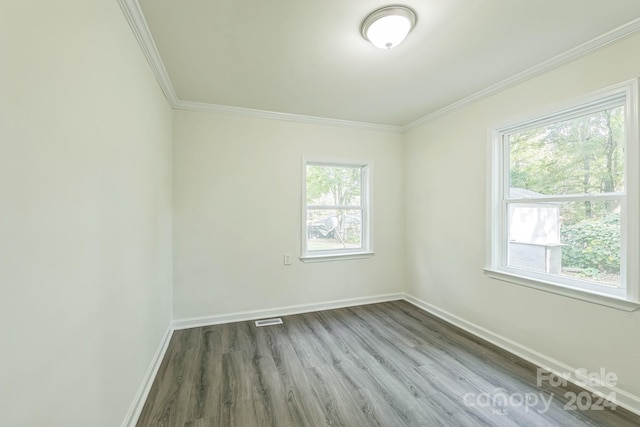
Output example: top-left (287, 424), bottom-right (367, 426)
top-left (302, 160), bottom-right (372, 260)
top-left (487, 80), bottom-right (640, 309)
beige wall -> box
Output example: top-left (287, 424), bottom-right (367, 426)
top-left (5, 0), bottom-right (640, 423)
top-left (172, 111), bottom-right (404, 319)
top-left (404, 33), bottom-right (640, 401)
top-left (0, 1), bottom-right (173, 426)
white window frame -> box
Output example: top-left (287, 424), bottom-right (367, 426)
top-left (301, 158), bottom-right (373, 262)
top-left (486, 79), bottom-right (640, 311)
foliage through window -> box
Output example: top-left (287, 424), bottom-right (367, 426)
top-left (489, 81), bottom-right (639, 304)
top-left (303, 161), bottom-right (370, 258)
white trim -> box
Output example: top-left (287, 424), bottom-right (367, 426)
top-left (174, 100), bottom-right (403, 133)
top-left (507, 193), bottom-right (625, 203)
top-left (302, 159), bottom-right (373, 259)
top-left (403, 18), bottom-right (640, 131)
top-left (120, 325), bottom-right (174, 427)
top-left (172, 293), bottom-right (403, 330)
top-left (484, 269), bottom-right (639, 311)
top-left (120, 3), bottom-right (640, 133)
top-left (116, 0), bottom-right (178, 105)
top-left (117, 1), bottom-right (403, 132)
top-left (490, 80), bottom-right (635, 133)
top-left (487, 80), bottom-right (639, 303)
top-left (300, 252), bottom-right (375, 262)
top-left (124, 293), bottom-right (640, 421)
top-left (308, 205), bottom-right (366, 210)
top-left (624, 79), bottom-right (640, 302)
top-left (402, 293), bottom-right (640, 417)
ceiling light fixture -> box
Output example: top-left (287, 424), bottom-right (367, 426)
top-left (361, 5), bottom-right (417, 50)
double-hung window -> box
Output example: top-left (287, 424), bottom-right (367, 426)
top-left (487, 80), bottom-right (640, 309)
top-left (302, 160), bottom-right (372, 260)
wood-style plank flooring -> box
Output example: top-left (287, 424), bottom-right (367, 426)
top-left (137, 301), bottom-right (640, 426)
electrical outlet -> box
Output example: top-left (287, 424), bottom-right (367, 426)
top-left (283, 253), bottom-right (292, 265)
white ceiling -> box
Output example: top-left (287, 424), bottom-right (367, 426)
top-left (137, 0), bottom-right (640, 127)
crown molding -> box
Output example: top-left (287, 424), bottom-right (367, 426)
top-left (117, 0), bottom-right (178, 105)
top-left (117, 0), bottom-right (402, 133)
top-left (403, 17), bottom-right (640, 132)
top-left (174, 100), bottom-right (403, 133)
top-left (119, 1), bottom-right (640, 134)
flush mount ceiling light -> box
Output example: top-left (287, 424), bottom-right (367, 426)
top-left (361, 5), bottom-right (417, 50)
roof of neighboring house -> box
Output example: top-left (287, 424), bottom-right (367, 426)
top-left (509, 187), bottom-right (546, 199)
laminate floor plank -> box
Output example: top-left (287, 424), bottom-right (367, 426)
top-left (363, 361), bottom-right (460, 426)
top-left (280, 315), bottom-right (334, 369)
top-left (418, 392), bottom-right (497, 427)
top-left (137, 329), bottom-right (198, 424)
top-left (220, 321), bottom-right (255, 354)
top-left (304, 365), bottom-right (363, 426)
top-left (312, 314), bottom-right (456, 425)
top-left (415, 361), bottom-right (554, 427)
top-left (136, 329), bottom-right (202, 427)
top-left (219, 351), bottom-right (260, 427)
top-left (184, 330), bottom-right (223, 423)
top-left (312, 310), bottom-right (371, 368)
top-left (350, 304), bottom-right (424, 348)
top-left (386, 301), bottom-right (500, 361)
top-left (261, 328), bottom-right (329, 426)
top-left (326, 308), bottom-right (433, 398)
top-left (138, 301), bottom-right (640, 427)
top-left (183, 418), bottom-right (210, 427)
top-left (312, 362), bottom-right (395, 427)
top-left (295, 313), bottom-right (353, 366)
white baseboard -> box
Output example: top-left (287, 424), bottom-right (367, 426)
top-left (402, 292), bottom-right (640, 417)
top-left (123, 292), bottom-right (640, 425)
top-left (172, 293), bottom-right (404, 330)
top-left (121, 325), bottom-right (174, 427)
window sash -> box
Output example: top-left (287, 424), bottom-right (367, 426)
top-left (488, 79), bottom-right (640, 306)
top-left (499, 94), bottom-right (625, 135)
top-left (500, 196), bottom-right (627, 295)
top-left (505, 194), bottom-right (625, 203)
top-left (307, 205), bottom-right (364, 210)
top-left (302, 160), bottom-right (371, 258)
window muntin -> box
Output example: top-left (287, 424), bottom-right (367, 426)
top-left (489, 81), bottom-right (639, 305)
top-left (303, 161), bottom-right (370, 258)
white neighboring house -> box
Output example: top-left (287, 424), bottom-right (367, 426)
top-left (508, 188), bottom-right (562, 274)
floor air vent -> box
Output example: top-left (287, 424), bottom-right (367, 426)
top-left (255, 318), bottom-right (283, 327)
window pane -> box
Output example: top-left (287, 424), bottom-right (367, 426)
top-left (509, 106), bottom-right (625, 196)
top-left (306, 165), bottom-right (362, 206)
top-left (307, 209), bottom-right (362, 251)
top-left (507, 200), bottom-right (620, 287)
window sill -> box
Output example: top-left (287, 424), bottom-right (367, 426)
top-left (300, 252), bottom-right (374, 263)
top-left (483, 268), bottom-right (640, 312)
